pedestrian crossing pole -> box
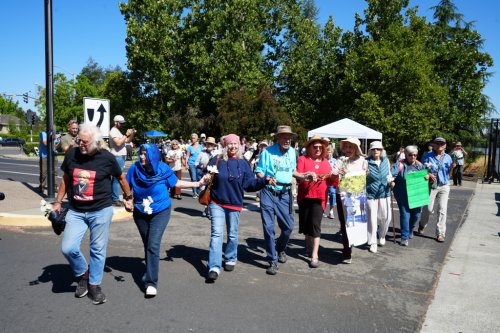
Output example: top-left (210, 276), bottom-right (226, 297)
top-left (45, 0), bottom-right (56, 199)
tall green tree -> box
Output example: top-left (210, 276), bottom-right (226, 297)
top-left (340, 0), bottom-right (449, 150)
top-left (120, 0), bottom-right (294, 137)
top-left (218, 86), bottom-right (291, 139)
top-left (428, 0), bottom-right (494, 146)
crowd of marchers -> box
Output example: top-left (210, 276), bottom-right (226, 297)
top-left (46, 117), bottom-right (467, 304)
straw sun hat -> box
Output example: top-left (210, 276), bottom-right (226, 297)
top-left (340, 137), bottom-right (364, 156)
top-left (304, 135), bottom-right (329, 148)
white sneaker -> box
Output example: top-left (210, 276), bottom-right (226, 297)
top-left (378, 237), bottom-right (386, 246)
top-left (369, 243), bottom-right (378, 253)
top-left (145, 284), bottom-right (157, 296)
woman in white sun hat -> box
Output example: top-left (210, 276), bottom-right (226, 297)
top-left (365, 141), bottom-right (392, 254)
top-left (331, 137), bottom-right (367, 264)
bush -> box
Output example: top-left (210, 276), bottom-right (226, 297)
top-left (22, 142), bottom-right (38, 156)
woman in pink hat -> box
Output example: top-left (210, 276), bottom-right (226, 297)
top-left (205, 134), bottom-right (271, 282)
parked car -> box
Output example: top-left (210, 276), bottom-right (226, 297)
top-left (0, 138), bottom-right (26, 146)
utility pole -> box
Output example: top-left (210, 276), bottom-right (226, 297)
top-left (45, 0), bottom-right (56, 199)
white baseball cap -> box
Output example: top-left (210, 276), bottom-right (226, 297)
top-left (113, 115), bottom-right (126, 123)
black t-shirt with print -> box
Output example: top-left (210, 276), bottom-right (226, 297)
top-left (61, 147), bottom-right (122, 212)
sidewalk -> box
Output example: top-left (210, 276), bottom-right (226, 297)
top-left (421, 181), bottom-right (500, 332)
top-left (0, 179), bottom-right (131, 227)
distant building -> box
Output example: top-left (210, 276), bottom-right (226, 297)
top-left (0, 114), bottom-right (23, 134)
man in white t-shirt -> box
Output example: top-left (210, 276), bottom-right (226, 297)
top-left (109, 115), bottom-right (135, 206)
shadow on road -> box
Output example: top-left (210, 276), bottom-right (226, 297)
top-left (166, 245), bottom-right (208, 278)
top-left (29, 264), bottom-right (74, 293)
top-left (105, 256), bottom-right (146, 292)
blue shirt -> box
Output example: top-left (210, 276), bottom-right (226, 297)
top-left (390, 160), bottom-right (425, 204)
top-left (39, 132), bottom-right (47, 158)
top-left (187, 144), bottom-right (203, 166)
top-left (255, 144), bottom-right (296, 191)
top-left (422, 152), bottom-right (453, 186)
top-left (126, 143), bottom-right (178, 214)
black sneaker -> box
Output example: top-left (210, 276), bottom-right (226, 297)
top-left (88, 284), bottom-right (106, 305)
top-left (224, 264), bottom-right (235, 272)
top-left (277, 251), bottom-right (287, 264)
top-left (207, 270), bottom-right (218, 282)
top-left (75, 272), bottom-right (89, 298)
top-left (266, 262), bottom-right (278, 275)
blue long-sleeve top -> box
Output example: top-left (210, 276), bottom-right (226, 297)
top-left (207, 156), bottom-right (266, 210)
top-left (126, 143), bottom-right (178, 214)
top-left (366, 156), bottom-right (391, 199)
top-left (390, 159), bottom-right (425, 205)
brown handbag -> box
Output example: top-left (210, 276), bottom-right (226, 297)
top-left (198, 156), bottom-right (220, 205)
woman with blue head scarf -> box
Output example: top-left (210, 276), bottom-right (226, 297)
top-left (126, 143), bottom-right (206, 297)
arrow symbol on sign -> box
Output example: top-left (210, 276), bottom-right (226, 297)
top-left (96, 104), bottom-right (107, 127)
top-left (87, 108), bottom-right (95, 122)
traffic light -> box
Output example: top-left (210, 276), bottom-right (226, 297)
top-left (31, 113), bottom-right (36, 125)
top-left (23, 92), bottom-right (28, 103)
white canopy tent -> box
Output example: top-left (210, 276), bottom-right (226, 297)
top-left (307, 118), bottom-right (383, 152)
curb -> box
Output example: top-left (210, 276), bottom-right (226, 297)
top-left (0, 209), bottom-right (132, 228)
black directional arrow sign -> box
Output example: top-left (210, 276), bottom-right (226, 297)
top-left (96, 104), bottom-right (107, 127)
top-left (83, 97), bottom-right (111, 137)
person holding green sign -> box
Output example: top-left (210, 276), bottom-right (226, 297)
top-left (390, 145), bottom-right (428, 246)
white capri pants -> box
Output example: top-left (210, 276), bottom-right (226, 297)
top-left (366, 197), bottom-right (392, 245)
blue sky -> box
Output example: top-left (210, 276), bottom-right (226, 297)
top-left (1, 0), bottom-right (499, 117)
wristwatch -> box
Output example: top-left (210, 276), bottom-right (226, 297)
top-left (124, 194), bottom-right (133, 200)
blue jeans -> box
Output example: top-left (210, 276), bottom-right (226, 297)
top-left (133, 207), bottom-right (171, 288)
top-left (260, 188), bottom-right (295, 264)
top-left (328, 186), bottom-right (337, 207)
top-left (112, 155), bottom-right (126, 201)
top-left (208, 202), bottom-right (241, 273)
top-left (188, 164), bottom-right (200, 195)
top-left (61, 206), bottom-right (114, 285)
top-left (397, 200), bottom-right (422, 240)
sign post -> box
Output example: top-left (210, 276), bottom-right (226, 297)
top-left (83, 98), bottom-right (110, 137)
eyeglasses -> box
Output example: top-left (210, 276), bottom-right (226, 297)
top-left (312, 145), bottom-right (323, 149)
top-left (75, 137), bottom-right (91, 146)
top-left (407, 153), bottom-right (417, 157)
top-left (372, 148), bottom-right (382, 151)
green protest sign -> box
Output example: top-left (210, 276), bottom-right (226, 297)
top-left (406, 170), bottom-right (430, 209)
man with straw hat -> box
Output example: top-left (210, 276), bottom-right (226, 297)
top-left (255, 125), bottom-right (299, 275)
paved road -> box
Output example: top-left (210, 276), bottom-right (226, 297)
top-left (0, 181), bottom-right (474, 332)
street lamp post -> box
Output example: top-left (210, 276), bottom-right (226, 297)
top-left (45, 0), bottom-right (56, 199)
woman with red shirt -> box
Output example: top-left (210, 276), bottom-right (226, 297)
top-left (296, 135), bottom-right (335, 268)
